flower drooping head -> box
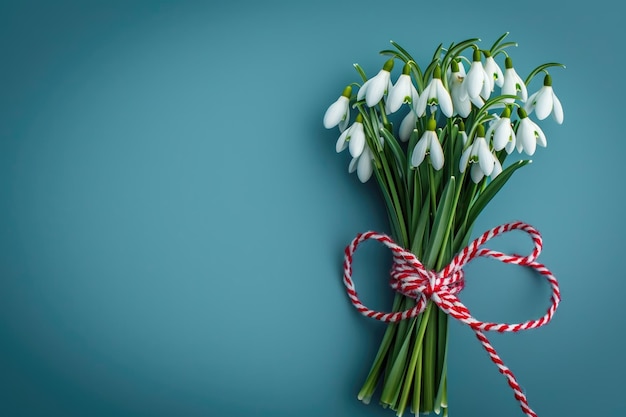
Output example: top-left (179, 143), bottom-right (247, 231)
top-left (515, 108), bottom-right (547, 156)
top-left (410, 118), bottom-right (444, 170)
top-left (386, 63), bottom-right (419, 114)
top-left (502, 57), bottom-right (528, 103)
top-left (525, 74), bottom-right (564, 124)
top-left (323, 86), bottom-right (352, 131)
top-left (415, 66), bottom-right (453, 117)
top-left (357, 59), bottom-right (394, 107)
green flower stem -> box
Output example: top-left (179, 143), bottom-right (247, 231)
top-left (434, 309), bottom-right (449, 413)
top-left (373, 134), bottom-right (409, 246)
top-left (397, 304), bottom-right (430, 416)
top-left (388, 298), bottom-right (416, 374)
top-left (411, 345), bottom-right (423, 415)
top-left (357, 293), bottom-right (404, 403)
top-left (421, 302), bottom-right (438, 412)
top-left (380, 317), bottom-right (418, 406)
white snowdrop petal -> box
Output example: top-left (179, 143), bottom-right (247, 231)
top-left (470, 163), bottom-right (484, 183)
top-left (505, 130), bottom-right (516, 154)
top-left (469, 94), bottom-right (484, 108)
top-left (348, 157), bottom-right (358, 173)
top-left (493, 122), bottom-right (510, 151)
top-left (323, 98), bottom-right (344, 129)
top-left (415, 83), bottom-right (430, 116)
top-left (502, 70), bottom-right (515, 96)
top-left (451, 80), bottom-right (471, 117)
top-left (366, 71), bottom-right (390, 107)
top-left (516, 136), bottom-right (524, 153)
top-left (491, 157), bottom-right (503, 178)
top-left (410, 84), bottom-right (419, 106)
top-left (348, 124), bottom-right (366, 157)
top-left (357, 79), bottom-right (370, 101)
top-left (435, 80), bottom-right (454, 117)
top-left (465, 62), bottom-right (484, 98)
top-left (534, 87), bottom-right (553, 120)
top-left (411, 136), bottom-right (429, 167)
top-left (485, 57), bottom-right (504, 88)
top-left (477, 138), bottom-right (494, 176)
top-left (456, 96), bottom-right (471, 118)
top-left (519, 121), bottom-right (536, 156)
top-left (517, 74), bottom-right (528, 101)
top-left (535, 125), bottom-right (548, 148)
top-left (429, 134), bottom-right (445, 170)
top-left (552, 92), bottom-right (564, 124)
top-left (338, 107), bottom-right (350, 132)
top-left (480, 70), bottom-right (492, 98)
top-left (357, 150), bottom-right (374, 182)
top-left (386, 75), bottom-right (409, 114)
top-left (503, 68), bottom-right (527, 102)
top-left (336, 128), bottom-right (350, 153)
top-left (525, 91), bottom-right (539, 111)
top-left (399, 111), bottom-right (417, 142)
top-left (459, 146), bottom-right (472, 173)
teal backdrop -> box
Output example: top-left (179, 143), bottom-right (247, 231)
top-left (0, 1), bottom-right (621, 416)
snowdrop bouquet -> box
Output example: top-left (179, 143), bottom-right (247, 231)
top-left (324, 34), bottom-right (563, 417)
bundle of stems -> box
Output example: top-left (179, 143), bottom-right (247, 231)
top-left (324, 33), bottom-right (564, 416)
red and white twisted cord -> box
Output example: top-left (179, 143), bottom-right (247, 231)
top-left (342, 221), bottom-right (561, 417)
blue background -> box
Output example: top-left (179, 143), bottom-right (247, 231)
top-left (0, 1), bottom-right (621, 416)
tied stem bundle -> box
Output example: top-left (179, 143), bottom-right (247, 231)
top-left (323, 33), bottom-right (564, 416)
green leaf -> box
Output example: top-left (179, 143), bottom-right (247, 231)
top-left (411, 346), bottom-right (423, 415)
top-left (452, 221), bottom-right (475, 256)
top-left (492, 41), bottom-right (518, 56)
top-left (357, 294), bottom-right (404, 403)
top-left (466, 159), bottom-right (531, 227)
top-left (424, 176), bottom-right (456, 269)
top-left (379, 49), bottom-right (408, 63)
top-left (407, 61), bottom-right (425, 91)
top-left (525, 62), bottom-right (566, 85)
top-left (422, 303), bottom-right (437, 412)
top-left (379, 125), bottom-right (407, 174)
top-left (353, 63), bottom-right (368, 82)
top-left (422, 59), bottom-right (440, 87)
top-left (489, 32), bottom-right (510, 52)
top-left (431, 43), bottom-right (444, 63)
top-left (390, 40), bottom-right (417, 64)
top-left (372, 167), bottom-right (403, 240)
top-left (410, 192), bottom-right (431, 256)
top-left (380, 318), bottom-right (417, 406)
top-left (441, 38), bottom-right (480, 72)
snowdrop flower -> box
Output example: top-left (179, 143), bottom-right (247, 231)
top-left (515, 108), bottom-right (547, 156)
top-left (449, 60), bottom-right (471, 118)
top-left (349, 146), bottom-right (375, 183)
top-left (447, 58), bottom-right (466, 86)
top-left (357, 59), bottom-right (394, 107)
top-left (460, 125), bottom-right (498, 183)
top-left (386, 64), bottom-right (419, 114)
top-left (502, 57), bottom-right (528, 103)
top-left (464, 49), bottom-right (491, 103)
top-left (415, 66), bottom-right (453, 117)
top-left (399, 110), bottom-right (418, 142)
top-left (486, 107), bottom-right (516, 153)
top-left (525, 74), bottom-right (564, 124)
top-left (323, 86), bottom-right (352, 131)
top-left (410, 118), bottom-right (444, 170)
top-left (483, 50), bottom-right (504, 90)
top-left (335, 114), bottom-right (366, 158)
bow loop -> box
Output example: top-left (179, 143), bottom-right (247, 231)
top-left (341, 222), bottom-right (560, 417)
